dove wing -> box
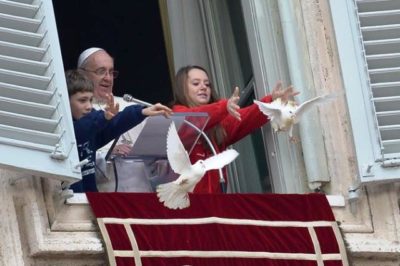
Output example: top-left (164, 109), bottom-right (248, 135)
top-left (203, 149), bottom-right (239, 171)
top-left (166, 121), bottom-right (192, 175)
top-left (254, 100), bottom-right (282, 120)
top-left (294, 94), bottom-right (335, 124)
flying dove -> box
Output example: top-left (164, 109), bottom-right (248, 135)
top-left (156, 121), bottom-right (239, 209)
top-left (254, 94), bottom-right (335, 142)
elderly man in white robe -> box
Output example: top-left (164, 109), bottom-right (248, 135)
top-left (77, 47), bottom-right (166, 192)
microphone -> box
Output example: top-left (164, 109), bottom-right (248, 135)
top-left (123, 94), bottom-right (153, 107)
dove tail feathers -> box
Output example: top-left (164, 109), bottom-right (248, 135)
top-left (321, 92), bottom-right (339, 101)
top-left (156, 182), bottom-right (190, 210)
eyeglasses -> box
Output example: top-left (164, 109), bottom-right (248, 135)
top-left (80, 67), bottom-right (119, 79)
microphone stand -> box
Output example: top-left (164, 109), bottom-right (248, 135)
top-left (124, 95), bottom-right (227, 193)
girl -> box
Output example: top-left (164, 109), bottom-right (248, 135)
top-left (171, 65), bottom-right (297, 193)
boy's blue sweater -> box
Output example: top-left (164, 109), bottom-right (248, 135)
top-left (70, 105), bottom-right (145, 192)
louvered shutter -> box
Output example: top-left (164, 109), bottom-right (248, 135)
top-left (0, 0), bottom-right (81, 182)
top-left (330, 0), bottom-right (400, 183)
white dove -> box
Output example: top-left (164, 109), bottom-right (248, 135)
top-left (254, 94), bottom-right (335, 142)
top-left (156, 121), bottom-right (239, 209)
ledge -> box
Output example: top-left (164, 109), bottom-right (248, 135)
top-left (346, 236), bottom-right (400, 259)
top-left (67, 193), bottom-right (346, 206)
top-left (66, 192), bottom-right (89, 204)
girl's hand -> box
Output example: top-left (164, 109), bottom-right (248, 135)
top-left (227, 87), bottom-right (241, 121)
top-left (271, 81), bottom-right (300, 103)
top-left (112, 143), bottom-right (132, 156)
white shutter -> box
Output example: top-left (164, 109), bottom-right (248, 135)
top-left (0, 0), bottom-right (81, 182)
top-left (330, 0), bottom-right (400, 183)
top-left (358, 0), bottom-right (400, 156)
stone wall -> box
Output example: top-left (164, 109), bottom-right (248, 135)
top-left (0, 170), bottom-right (106, 265)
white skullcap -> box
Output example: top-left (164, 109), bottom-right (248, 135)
top-left (77, 47), bottom-right (104, 67)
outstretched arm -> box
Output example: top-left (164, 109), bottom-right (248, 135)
top-left (220, 81), bottom-right (299, 146)
top-left (142, 103), bottom-right (173, 118)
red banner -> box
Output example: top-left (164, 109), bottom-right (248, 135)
top-left (87, 193), bottom-right (348, 266)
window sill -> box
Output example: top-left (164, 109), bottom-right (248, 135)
top-left (66, 193), bottom-right (345, 207)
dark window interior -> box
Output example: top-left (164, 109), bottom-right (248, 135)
top-left (53, 0), bottom-right (173, 105)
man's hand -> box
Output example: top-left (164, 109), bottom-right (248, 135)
top-left (112, 143), bottom-right (131, 156)
top-left (142, 103), bottom-right (173, 118)
top-left (104, 93), bottom-right (120, 120)
top-left (271, 81), bottom-right (300, 103)
top-left (227, 87), bottom-right (241, 121)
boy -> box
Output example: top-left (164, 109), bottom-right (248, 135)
top-left (66, 69), bottom-right (172, 192)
